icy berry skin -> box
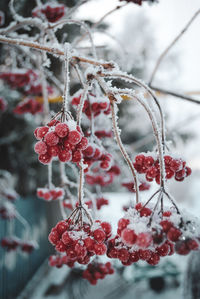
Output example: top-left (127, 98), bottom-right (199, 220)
top-left (48, 219), bottom-right (112, 265)
top-left (82, 261), bottom-right (114, 285)
top-left (34, 120), bottom-right (89, 165)
top-left (107, 203), bottom-right (200, 266)
top-left (133, 154), bottom-right (191, 184)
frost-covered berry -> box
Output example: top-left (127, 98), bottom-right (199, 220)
top-left (44, 132), bottom-right (59, 146)
top-left (34, 141), bottom-right (47, 155)
top-left (55, 123), bottom-right (69, 137)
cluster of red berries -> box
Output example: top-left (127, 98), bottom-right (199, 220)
top-left (0, 205), bottom-right (16, 220)
top-left (94, 130), bottom-right (112, 139)
top-left (37, 187), bottom-right (64, 201)
top-left (86, 165), bottom-right (120, 187)
top-left (122, 180), bottom-right (150, 192)
top-left (1, 237), bottom-right (36, 253)
top-left (34, 119), bottom-right (88, 164)
top-left (82, 261), bottom-right (114, 285)
top-left (48, 219), bottom-right (112, 265)
top-left (71, 92), bottom-right (111, 119)
top-left (133, 154), bottom-right (192, 184)
top-left (83, 197), bottom-right (109, 210)
top-left (32, 3), bottom-right (65, 23)
top-left (83, 143), bottom-right (113, 172)
top-left (49, 254), bottom-right (75, 268)
top-left (107, 203), bottom-right (199, 266)
top-left (0, 69), bottom-right (53, 96)
top-left (0, 97), bottom-right (7, 112)
top-left (63, 197), bottom-right (109, 211)
top-left (13, 98), bottom-right (43, 115)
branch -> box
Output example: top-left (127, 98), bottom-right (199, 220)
top-left (0, 35), bottom-right (114, 69)
top-left (149, 9), bottom-right (200, 85)
top-left (150, 85), bottom-right (200, 105)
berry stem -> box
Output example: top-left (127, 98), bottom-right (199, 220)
top-left (62, 43), bottom-right (71, 114)
top-left (110, 100), bottom-right (140, 204)
top-left (77, 83), bottom-right (90, 127)
top-left (48, 162), bottom-right (53, 189)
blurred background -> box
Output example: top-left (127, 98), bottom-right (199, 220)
top-left (0, 0), bottom-right (200, 298)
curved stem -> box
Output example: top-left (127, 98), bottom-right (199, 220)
top-left (119, 90), bottom-right (166, 189)
top-left (49, 19), bottom-right (97, 59)
top-left (62, 43), bottom-right (71, 113)
top-left (110, 100), bottom-right (139, 203)
top-left (77, 83), bottom-right (90, 127)
top-left (97, 71), bottom-right (166, 154)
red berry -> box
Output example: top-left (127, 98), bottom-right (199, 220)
top-left (136, 232), bottom-right (152, 248)
top-left (118, 248), bottom-right (130, 262)
top-left (140, 207), bottom-right (152, 217)
top-left (68, 130), bottom-right (82, 145)
top-left (36, 126), bottom-right (49, 139)
top-left (94, 243), bottom-right (107, 255)
top-left (44, 132), bottom-right (59, 146)
top-left (55, 123), bottom-right (69, 137)
top-left (38, 153), bottom-right (52, 164)
top-left (58, 150), bottom-right (72, 162)
top-left (93, 229), bottom-right (106, 243)
top-left (34, 141), bottom-right (47, 155)
top-left (121, 228), bottom-right (137, 246)
top-left (56, 221), bottom-right (68, 235)
top-left (167, 227), bottom-right (182, 242)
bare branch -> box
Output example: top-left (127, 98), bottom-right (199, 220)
top-left (149, 9), bottom-right (200, 85)
top-left (150, 85), bottom-right (200, 105)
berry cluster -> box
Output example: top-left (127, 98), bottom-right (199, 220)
top-left (83, 143), bottom-right (113, 172)
top-left (71, 92), bottom-right (111, 119)
top-left (107, 203), bottom-right (199, 266)
top-left (0, 69), bottom-right (53, 96)
top-left (49, 254), bottom-right (75, 268)
top-left (122, 180), bottom-right (150, 192)
top-left (94, 130), bottom-right (112, 139)
top-left (34, 119), bottom-right (88, 164)
top-left (0, 97), bottom-right (7, 112)
top-left (1, 237), bottom-right (36, 253)
top-left (133, 154), bottom-right (192, 184)
top-left (13, 98), bottom-right (43, 115)
top-left (37, 187), bottom-right (64, 201)
top-left (48, 219), bottom-right (112, 265)
top-left (82, 261), bottom-right (114, 285)
top-left (86, 165), bottom-right (120, 187)
top-left (32, 3), bottom-right (65, 23)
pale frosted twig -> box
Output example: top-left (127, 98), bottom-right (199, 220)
top-left (150, 86), bottom-right (200, 105)
top-left (38, 53), bottom-right (50, 122)
top-left (62, 43), bottom-right (71, 113)
top-left (118, 90), bottom-right (166, 189)
top-left (48, 163), bottom-right (53, 189)
top-left (0, 35), bottom-right (114, 69)
top-left (97, 71), bottom-right (166, 153)
top-left (77, 83), bottom-right (90, 126)
top-left (149, 9), bottom-right (200, 85)
top-left (49, 19), bottom-right (97, 59)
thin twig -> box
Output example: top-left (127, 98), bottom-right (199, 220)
top-left (0, 35), bottom-right (114, 69)
top-left (150, 86), bottom-right (200, 105)
top-left (149, 9), bottom-right (200, 85)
